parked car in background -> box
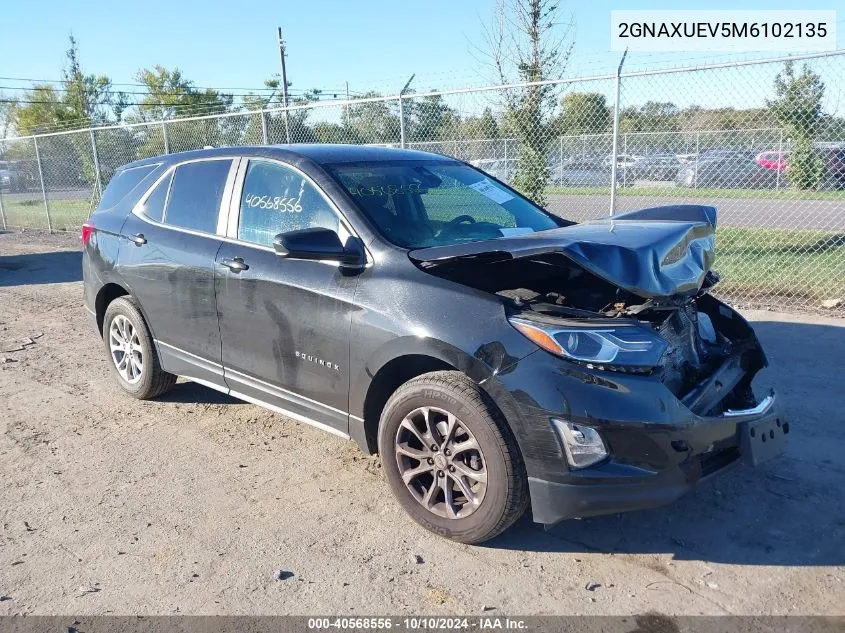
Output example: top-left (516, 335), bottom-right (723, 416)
top-left (676, 151), bottom-right (778, 189)
top-left (625, 154), bottom-right (682, 181)
top-left (469, 158), bottom-right (517, 184)
top-left (827, 148), bottom-right (845, 188)
top-left (602, 153), bottom-right (642, 169)
top-left (0, 160), bottom-right (26, 192)
top-left (756, 151), bottom-right (788, 171)
top-left (82, 145), bottom-right (787, 544)
top-left (552, 158), bottom-right (623, 187)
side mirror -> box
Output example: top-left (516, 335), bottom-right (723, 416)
top-left (273, 228), bottom-right (364, 266)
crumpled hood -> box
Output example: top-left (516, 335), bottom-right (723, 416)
top-left (409, 205), bottom-right (717, 298)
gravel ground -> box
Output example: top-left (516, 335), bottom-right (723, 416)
top-left (1, 230), bottom-right (843, 616)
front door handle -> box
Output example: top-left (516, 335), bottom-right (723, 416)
top-left (129, 233), bottom-right (147, 246)
top-left (220, 257), bottom-right (249, 272)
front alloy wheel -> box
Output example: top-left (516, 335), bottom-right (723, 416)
top-left (395, 406), bottom-right (487, 519)
top-left (378, 371), bottom-right (528, 544)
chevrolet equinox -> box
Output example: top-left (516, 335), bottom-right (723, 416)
top-left (82, 145), bottom-right (788, 544)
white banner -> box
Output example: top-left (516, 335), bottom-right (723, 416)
top-left (611, 10), bottom-right (837, 52)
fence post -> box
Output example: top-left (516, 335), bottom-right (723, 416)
top-left (398, 96), bottom-right (407, 149)
top-left (775, 129), bottom-right (783, 191)
top-left (33, 136), bottom-right (52, 232)
top-left (162, 121), bottom-right (170, 154)
top-left (609, 48), bottom-right (628, 215)
top-left (694, 131), bottom-right (700, 188)
top-left (622, 133), bottom-right (628, 186)
top-left (90, 129), bottom-right (102, 200)
top-left (560, 136), bottom-right (564, 183)
top-left (261, 110), bottom-right (269, 145)
top-left (282, 105), bottom-right (291, 144)
top-left (0, 187), bottom-right (6, 231)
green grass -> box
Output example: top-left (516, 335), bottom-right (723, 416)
top-left (547, 185), bottom-right (845, 201)
top-left (2, 194), bottom-right (842, 310)
top-left (714, 227), bottom-right (845, 306)
top-left (1, 198), bottom-right (92, 231)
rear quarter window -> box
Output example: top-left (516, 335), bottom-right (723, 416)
top-left (98, 164), bottom-right (159, 210)
top-left (164, 159), bottom-right (233, 234)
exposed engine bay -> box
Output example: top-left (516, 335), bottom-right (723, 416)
top-left (425, 253), bottom-right (766, 415)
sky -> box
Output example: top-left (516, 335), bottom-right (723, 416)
top-left (0, 0), bottom-right (842, 110)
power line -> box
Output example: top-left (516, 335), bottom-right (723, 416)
top-left (0, 76), bottom-right (359, 98)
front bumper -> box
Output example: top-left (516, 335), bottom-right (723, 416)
top-left (527, 393), bottom-right (787, 524)
top-left (484, 330), bottom-right (788, 526)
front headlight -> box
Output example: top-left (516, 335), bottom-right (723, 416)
top-left (509, 316), bottom-right (667, 369)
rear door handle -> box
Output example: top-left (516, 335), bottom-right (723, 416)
top-left (220, 257), bottom-right (249, 272)
top-left (129, 233), bottom-right (147, 246)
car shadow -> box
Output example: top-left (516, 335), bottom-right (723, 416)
top-left (157, 380), bottom-right (241, 405)
top-left (0, 250), bottom-right (82, 285)
top-left (483, 319), bottom-right (845, 566)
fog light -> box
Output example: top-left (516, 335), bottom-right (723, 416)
top-left (551, 419), bottom-right (608, 469)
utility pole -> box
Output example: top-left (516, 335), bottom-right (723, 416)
top-left (277, 26), bottom-right (291, 143)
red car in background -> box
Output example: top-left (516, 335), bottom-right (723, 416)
top-left (756, 151), bottom-right (788, 171)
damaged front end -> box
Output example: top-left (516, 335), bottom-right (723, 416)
top-left (410, 204), bottom-right (766, 415)
top-left (411, 205), bottom-right (788, 523)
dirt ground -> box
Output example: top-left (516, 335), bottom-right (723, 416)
top-left (1, 229), bottom-right (843, 616)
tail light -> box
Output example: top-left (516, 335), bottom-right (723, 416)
top-left (81, 222), bottom-right (94, 247)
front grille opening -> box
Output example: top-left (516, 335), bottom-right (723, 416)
top-left (700, 446), bottom-right (740, 477)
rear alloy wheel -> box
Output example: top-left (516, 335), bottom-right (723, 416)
top-left (102, 296), bottom-right (176, 399)
top-left (379, 371), bottom-right (528, 544)
top-left (109, 315), bottom-right (143, 384)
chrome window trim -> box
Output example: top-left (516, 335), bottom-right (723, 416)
top-left (216, 158), bottom-right (242, 236)
top-left (119, 162), bottom-right (163, 174)
top-left (226, 158), bottom-right (249, 238)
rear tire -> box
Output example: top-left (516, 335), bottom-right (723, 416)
top-left (378, 371), bottom-right (528, 544)
top-left (102, 296), bottom-right (176, 400)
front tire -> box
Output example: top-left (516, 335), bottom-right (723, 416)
top-left (102, 296), bottom-right (176, 399)
top-left (378, 371), bottom-right (528, 544)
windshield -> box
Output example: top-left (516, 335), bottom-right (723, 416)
top-left (325, 160), bottom-right (565, 248)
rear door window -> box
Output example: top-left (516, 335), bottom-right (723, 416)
top-left (98, 164), bottom-right (158, 209)
top-left (164, 159), bottom-right (232, 234)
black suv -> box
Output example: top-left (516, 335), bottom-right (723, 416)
top-left (82, 145), bottom-right (788, 544)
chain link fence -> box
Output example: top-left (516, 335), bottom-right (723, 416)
top-left (1, 51), bottom-right (843, 313)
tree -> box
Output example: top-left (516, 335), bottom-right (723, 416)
top-left (768, 61), bottom-right (826, 190)
top-left (0, 95), bottom-right (19, 139)
top-left (408, 93), bottom-right (458, 142)
top-left (620, 101), bottom-right (679, 133)
top-left (13, 86), bottom-right (65, 135)
top-left (63, 35), bottom-right (117, 126)
top-left (480, 0), bottom-right (574, 205)
top-left (342, 91), bottom-right (401, 144)
top-left (459, 107), bottom-right (499, 140)
top-left (13, 36), bottom-right (121, 135)
top-left (134, 66), bottom-right (233, 122)
top-left (553, 92), bottom-right (610, 135)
